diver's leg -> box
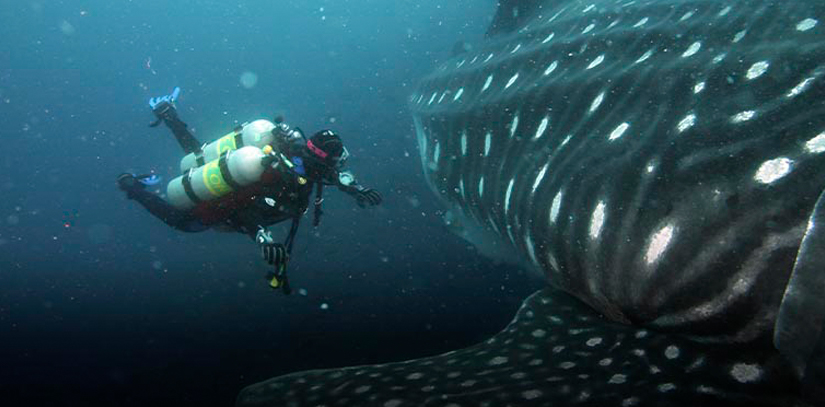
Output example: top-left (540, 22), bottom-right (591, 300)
top-left (117, 174), bottom-right (207, 232)
top-left (148, 88), bottom-right (201, 154)
top-left (152, 103), bottom-right (203, 154)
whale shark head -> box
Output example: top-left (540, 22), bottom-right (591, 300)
top-left (412, 0), bottom-right (825, 379)
top-left (237, 1), bottom-right (825, 405)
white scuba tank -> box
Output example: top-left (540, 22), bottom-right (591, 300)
top-left (167, 146), bottom-right (268, 210)
top-left (179, 119), bottom-right (276, 173)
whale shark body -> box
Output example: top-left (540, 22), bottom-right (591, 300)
top-left (237, 0), bottom-right (825, 405)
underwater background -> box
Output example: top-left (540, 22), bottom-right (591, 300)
top-left (0, 1), bottom-right (544, 405)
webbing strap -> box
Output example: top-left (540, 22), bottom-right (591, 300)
top-left (284, 216), bottom-right (300, 254)
top-left (196, 143), bottom-right (207, 167)
top-left (218, 152), bottom-right (242, 191)
top-left (182, 170), bottom-right (200, 204)
top-left (234, 131), bottom-right (245, 149)
top-left (313, 183), bottom-right (324, 227)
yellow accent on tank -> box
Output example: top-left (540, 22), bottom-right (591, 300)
top-left (297, 176), bottom-right (307, 185)
top-left (214, 132), bottom-right (238, 157)
top-left (202, 160), bottom-right (232, 197)
top-left (262, 145), bottom-right (273, 154)
top-left (269, 276), bottom-right (281, 288)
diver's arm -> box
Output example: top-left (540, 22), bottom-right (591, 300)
top-left (148, 87), bottom-right (202, 154)
top-left (334, 171), bottom-right (382, 208)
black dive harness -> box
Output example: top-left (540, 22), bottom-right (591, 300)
top-left (268, 216), bottom-right (299, 296)
top-left (269, 181), bottom-right (325, 296)
top-left (313, 183), bottom-right (324, 227)
top-left (261, 147), bottom-right (332, 295)
top-left (182, 125), bottom-right (246, 171)
top-left (278, 182), bottom-right (324, 266)
top-left (179, 149), bottom-right (244, 205)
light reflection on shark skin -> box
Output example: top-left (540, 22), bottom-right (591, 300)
top-left (237, 0), bottom-right (825, 405)
top-left (412, 0), bottom-right (825, 379)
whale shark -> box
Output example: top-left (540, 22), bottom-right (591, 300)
top-left (237, 0), bottom-right (825, 405)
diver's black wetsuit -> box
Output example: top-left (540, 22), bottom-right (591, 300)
top-left (150, 103), bottom-right (202, 155)
top-left (124, 183), bottom-right (209, 232)
top-left (128, 105), bottom-right (363, 238)
top-left (127, 103), bottom-right (211, 232)
top-left (121, 91), bottom-right (382, 294)
top-left (130, 107), bottom-right (305, 236)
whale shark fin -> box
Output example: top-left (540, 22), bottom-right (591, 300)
top-left (775, 188), bottom-right (825, 393)
top-left (237, 287), bottom-right (801, 406)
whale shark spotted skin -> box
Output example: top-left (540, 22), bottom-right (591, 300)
top-left (412, 0), bottom-right (825, 375)
top-left (237, 288), bottom-right (799, 407)
top-left (237, 0), bottom-right (825, 405)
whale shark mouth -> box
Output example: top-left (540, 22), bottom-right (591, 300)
top-left (237, 0), bottom-right (825, 404)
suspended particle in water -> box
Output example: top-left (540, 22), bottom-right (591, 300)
top-left (59, 20), bottom-right (75, 35)
top-left (240, 71), bottom-right (258, 89)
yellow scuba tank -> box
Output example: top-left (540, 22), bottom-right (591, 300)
top-left (179, 119), bottom-right (276, 173)
top-left (166, 146), bottom-right (268, 210)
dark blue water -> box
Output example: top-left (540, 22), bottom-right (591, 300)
top-left (0, 2), bottom-right (542, 406)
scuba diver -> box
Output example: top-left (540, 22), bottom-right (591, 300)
top-left (117, 87), bottom-right (382, 294)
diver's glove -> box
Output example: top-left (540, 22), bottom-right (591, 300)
top-left (148, 87), bottom-right (181, 127)
top-left (355, 188), bottom-right (382, 208)
top-left (261, 241), bottom-right (288, 268)
top-left (256, 227), bottom-right (292, 288)
top-left (257, 228), bottom-right (292, 295)
top-left (256, 228), bottom-right (288, 266)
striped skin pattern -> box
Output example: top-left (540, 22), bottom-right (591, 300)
top-left (412, 0), bottom-right (825, 348)
top-left (236, 1), bottom-right (825, 405)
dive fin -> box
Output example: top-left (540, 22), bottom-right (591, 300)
top-left (136, 173), bottom-right (161, 186)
